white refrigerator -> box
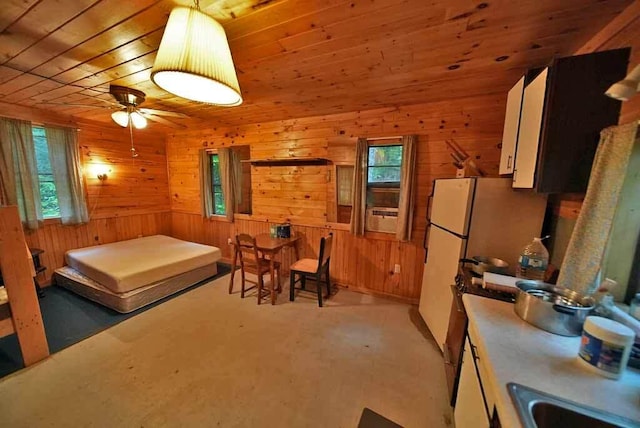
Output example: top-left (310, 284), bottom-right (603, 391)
top-left (418, 178), bottom-right (547, 352)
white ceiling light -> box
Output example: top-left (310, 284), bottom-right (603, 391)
top-left (129, 111), bottom-right (147, 129)
top-left (111, 109), bottom-right (148, 129)
top-left (111, 110), bottom-right (129, 127)
top-left (151, 6), bottom-right (242, 106)
top-left (605, 64), bottom-right (640, 101)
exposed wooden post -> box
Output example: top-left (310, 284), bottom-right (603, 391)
top-left (0, 206), bottom-right (49, 366)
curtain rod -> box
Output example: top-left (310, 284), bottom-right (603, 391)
top-left (366, 136), bottom-right (402, 141)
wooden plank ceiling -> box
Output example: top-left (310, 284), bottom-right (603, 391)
top-left (0, 0), bottom-right (632, 129)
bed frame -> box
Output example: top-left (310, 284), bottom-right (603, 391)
top-left (54, 263), bottom-right (217, 313)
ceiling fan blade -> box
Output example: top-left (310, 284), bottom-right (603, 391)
top-left (138, 107), bottom-right (189, 118)
top-left (143, 113), bottom-right (186, 128)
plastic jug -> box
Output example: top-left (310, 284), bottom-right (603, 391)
top-left (516, 237), bottom-right (549, 280)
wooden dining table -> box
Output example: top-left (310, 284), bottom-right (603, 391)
top-left (228, 232), bottom-right (301, 298)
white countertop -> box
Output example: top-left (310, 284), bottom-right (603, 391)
top-left (462, 294), bottom-right (640, 427)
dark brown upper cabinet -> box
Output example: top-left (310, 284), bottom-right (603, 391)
top-left (501, 48), bottom-right (630, 193)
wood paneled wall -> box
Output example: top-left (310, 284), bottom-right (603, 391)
top-left (80, 123), bottom-right (170, 219)
top-left (24, 212), bottom-right (172, 285)
top-left (167, 94), bottom-right (505, 300)
top-left (0, 103), bottom-right (172, 285)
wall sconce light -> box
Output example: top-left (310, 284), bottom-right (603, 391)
top-left (91, 164), bottom-right (110, 182)
top-left (605, 64), bottom-right (640, 101)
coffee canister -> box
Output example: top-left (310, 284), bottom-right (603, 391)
top-left (577, 316), bottom-right (635, 379)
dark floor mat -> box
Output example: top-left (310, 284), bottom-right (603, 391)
top-left (0, 263), bottom-right (231, 379)
top-left (358, 408), bottom-right (403, 428)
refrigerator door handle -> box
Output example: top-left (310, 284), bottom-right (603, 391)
top-left (423, 183), bottom-right (436, 262)
top-left (423, 222), bottom-right (431, 263)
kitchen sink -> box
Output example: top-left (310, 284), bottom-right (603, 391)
top-left (508, 383), bottom-right (640, 428)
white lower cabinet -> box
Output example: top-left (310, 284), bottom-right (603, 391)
top-left (454, 336), bottom-right (490, 428)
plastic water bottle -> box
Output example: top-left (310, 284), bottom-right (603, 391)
top-left (516, 237), bottom-right (549, 280)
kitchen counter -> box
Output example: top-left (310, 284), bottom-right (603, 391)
top-left (462, 294), bottom-right (640, 427)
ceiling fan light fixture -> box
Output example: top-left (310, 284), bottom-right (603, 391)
top-left (111, 110), bottom-right (129, 127)
top-left (151, 7), bottom-right (242, 106)
top-left (130, 111), bottom-right (148, 129)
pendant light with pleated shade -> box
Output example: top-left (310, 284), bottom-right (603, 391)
top-left (151, 5), bottom-right (242, 106)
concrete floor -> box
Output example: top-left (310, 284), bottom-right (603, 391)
top-left (0, 274), bottom-right (452, 427)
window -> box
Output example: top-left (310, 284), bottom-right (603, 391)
top-left (337, 165), bottom-right (354, 206)
top-left (367, 145), bottom-right (403, 208)
top-left (33, 126), bottom-right (60, 218)
top-left (210, 154), bottom-right (225, 215)
top-left (336, 165), bottom-right (354, 224)
top-left (367, 145), bottom-right (403, 186)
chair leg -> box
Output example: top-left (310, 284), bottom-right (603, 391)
top-left (277, 267), bottom-right (282, 293)
top-left (240, 267), bottom-right (246, 298)
top-left (289, 271), bottom-right (296, 301)
top-left (270, 272), bottom-right (276, 305)
top-left (257, 274), bottom-right (264, 305)
top-left (301, 275), bottom-right (306, 290)
top-left (316, 272), bottom-right (323, 307)
top-left (325, 265), bottom-right (331, 298)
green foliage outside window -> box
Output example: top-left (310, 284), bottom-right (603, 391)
top-left (33, 127), bottom-right (60, 218)
top-left (211, 154), bottom-right (226, 215)
top-left (367, 145), bottom-right (403, 185)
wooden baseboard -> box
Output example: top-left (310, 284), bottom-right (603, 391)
top-left (335, 283), bottom-right (419, 305)
top-left (222, 257), bottom-right (418, 304)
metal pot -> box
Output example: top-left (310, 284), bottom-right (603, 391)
top-left (514, 280), bottom-right (595, 336)
top-left (460, 256), bottom-right (509, 276)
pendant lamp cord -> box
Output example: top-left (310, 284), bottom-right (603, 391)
top-left (194, 0), bottom-right (200, 10)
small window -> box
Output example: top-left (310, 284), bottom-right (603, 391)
top-left (367, 144), bottom-right (403, 208)
top-left (210, 154), bottom-right (225, 215)
top-left (367, 145), bottom-right (403, 187)
top-left (33, 126), bottom-right (60, 218)
top-left (337, 165), bottom-right (354, 206)
top-left (336, 165), bottom-right (354, 224)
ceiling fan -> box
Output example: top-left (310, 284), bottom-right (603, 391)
top-left (37, 84), bottom-right (189, 129)
top-left (107, 85), bottom-right (188, 129)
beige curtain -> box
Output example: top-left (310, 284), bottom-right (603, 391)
top-left (396, 135), bottom-right (417, 241)
top-left (44, 126), bottom-right (89, 225)
top-left (0, 118), bottom-right (41, 229)
top-left (231, 149), bottom-right (242, 205)
top-left (558, 122), bottom-right (639, 294)
top-left (199, 149), bottom-right (214, 218)
top-left (218, 147), bottom-right (235, 222)
top-left (350, 137), bottom-right (368, 235)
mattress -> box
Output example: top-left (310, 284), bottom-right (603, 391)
top-left (53, 263), bottom-right (218, 313)
top-left (65, 235), bottom-right (221, 293)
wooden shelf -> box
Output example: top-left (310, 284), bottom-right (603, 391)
top-left (243, 158), bottom-right (329, 166)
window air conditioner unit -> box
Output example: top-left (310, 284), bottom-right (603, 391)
top-left (365, 207), bottom-right (398, 233)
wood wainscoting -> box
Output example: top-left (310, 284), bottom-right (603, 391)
top-left (23, 212), bottom-right (172, 286)
top-left (171, 212), bottom-right (425, 302)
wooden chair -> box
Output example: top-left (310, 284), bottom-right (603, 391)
top-left (235, 234), bottom-right (281, 305)
top-left (289, 233), bottom-right (333, 307)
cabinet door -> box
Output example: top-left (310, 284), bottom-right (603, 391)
top-left (513, 68), bottom-right (548, 188)
top-left (454, 337), bottom-right (490, 428)
top-left (499, 76), bottom-right (525, 175)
